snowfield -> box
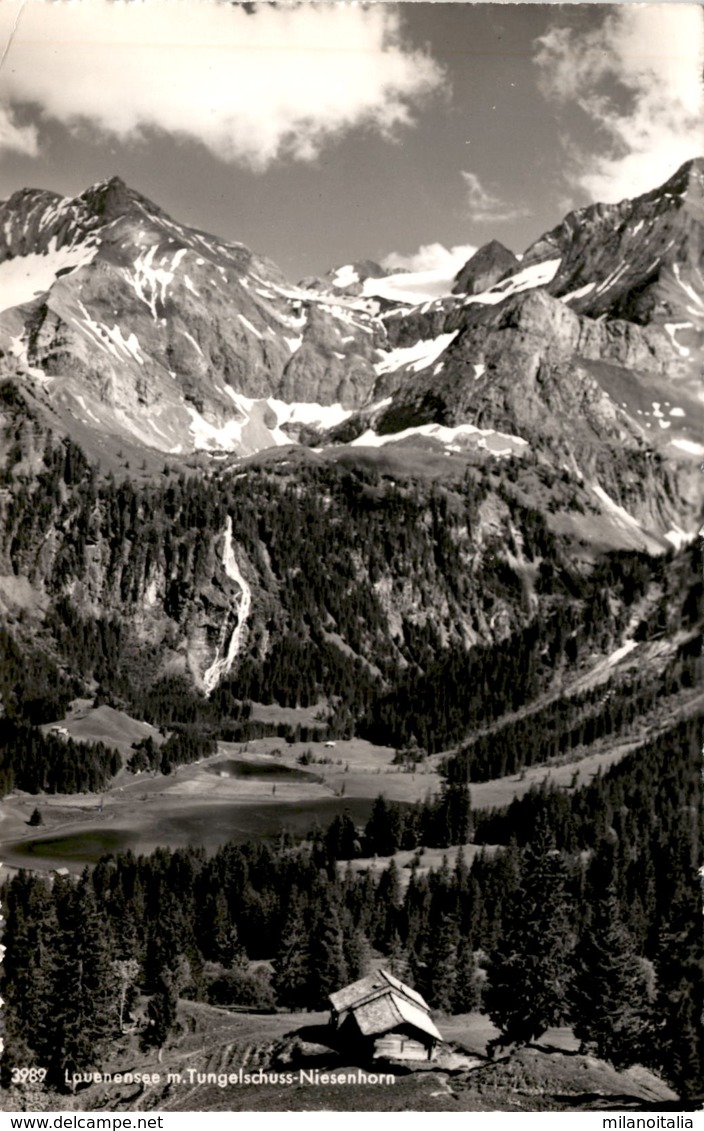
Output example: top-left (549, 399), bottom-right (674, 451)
top-left (375, 332), bottom-right (458, 375)
top-left (350, 420), bottom-right (528, 456)
top-left (463, 258), bottom-right (562, 307)
top-left (187, 390), bottom-right (352, 454)
top-left (362, 266), bottom-right (459, 304)
top-left (0, 238), bottom-right (98, 313)
top-left (332, 265), bottom-right (360, 289)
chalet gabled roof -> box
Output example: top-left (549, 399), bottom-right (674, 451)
top-left (389, 994), bottom-right (443, 1041)
top-left (350, 993), bottom-right (443, 1042)
top-left (352, 993), bottom-right (404, 1036)
top-left (329, 968), bottom-right (431, 1015)
top-left (378, 968), bottom-right (429, 1011)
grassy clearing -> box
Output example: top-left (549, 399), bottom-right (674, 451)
top-left (0, 725), bottom-right (645, 875)
top-left (7, 686), bottom-right (699, 876)
top-left (247, 699), bottom-right (330, 726)
top-left (0, 1002), bottom-right (676, 1113)
top-left (464, 740), bottom-right (640, 811)
top-left (40, 700), bottom-right (164, 762)
top-left (0, 731), bottom-right (437, 873)
top-left (225, 735), bottom-right (443, 801)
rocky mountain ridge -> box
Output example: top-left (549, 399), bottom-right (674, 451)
top-left (1, 161), bottom-right (701, 482)
top-left (0, 160), bottom-right (702, 704)
top-left (0, 177), bottom-right (384, 456)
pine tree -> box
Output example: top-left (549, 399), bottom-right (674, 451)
top-left (437, 783), bottom-right (473, 847)
top-left (142, 968), bottom-right (179, 1059)
top-left (426, 914), bottom-right (458, 1012)
top-left (452, 936), bottom-right (480, 1014)
top-left (652, 880), bottom-right (704, 1100)
top-left (273, 901), bottom-right (311, 1009)
top-left (202, 890), bottom-right (247, 966)
top-left (113, 958), bottom-right (141, 1033)
top-left (570, 889), bottom-right (653, 1067)
top-left (0, 873), bottom-right (58, 1085)
top-left (308, 906), bottom-right (349, 1009)
top-left (371, 859), bottom-right (402, 950)
top-left (48, 873), bottom-right (119, 1088)
top-left (386, 931), bottom-right (411, 981)
top-left (485, 819), bottom-right (574, 1049)
top-left (340, 911), bottom-right (370, 982)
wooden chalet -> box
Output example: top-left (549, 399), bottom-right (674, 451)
top-left (328, 968), bottom-right (443, 1063)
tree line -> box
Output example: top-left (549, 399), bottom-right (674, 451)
top-left (2, 713), bottom-right (701, 1101)
top-left (2, 392), bottom-right (690, 748)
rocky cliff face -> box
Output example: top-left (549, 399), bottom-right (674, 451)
top-left (0, 163), bottom-right (701, 715)
top-left (452, 239), bottom-right (520, 295)
top-left (0, 162), bottom-right (702, 556)
top-left (0, 383), bottom-right (585, 699)
top-left (533, 159), bottom-right (704, 326)
top-left (0, 177), bottom-right (383, 456)
top-left (325, 162), bottom-right (703, 547)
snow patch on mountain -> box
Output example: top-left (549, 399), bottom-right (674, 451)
top-left (562, 282), bottom-right (597, 303)
top-left (181, 329), bottom-right (203, 357)
top-left (332, 265), bottom-right (360, 288)
top-left (128, 245), bottom-right (176, 321)
top-left (665, 525), bottom-right (695, 549)
top-left (0, 239), bottom-right (98, 313)
top-left (673, 264), bottom-right (704, 312)
top-left (362, 267), bottom-right (457, 304)
top-left (238, 314), bottom-right (263, 339)
top-left (595, 262), bottom-right (629, 295)
top-left (593, 484), bottom-right (642, 530)
top-left (463, 258), bottom-right (561, 307)
top-left (269, 398), bottom-right (352, 430)
top-left (671, 438), bottom-right (704, 456)
top-left (75, 302), bottom-right (129, 363)
top-left (375, 331), bottom-right (458, 375)
top-left (99, 324), bottom-right (144, 364)
top-left (187, 389), bottom-right (353, 454)
top-left (663, 322), bottom-right (693, 357)
top-left (607, 640), bottom-right (637, 666)
top-left (350, 420), bottom-right (528, 456)
top-left (71, 312), bottom-right (145, 366)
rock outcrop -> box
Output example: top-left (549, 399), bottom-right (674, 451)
top-left (452, 239), bottom-right (520, 295)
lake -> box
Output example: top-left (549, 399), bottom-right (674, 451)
top-left (8, 797), bottom-right (375, 869)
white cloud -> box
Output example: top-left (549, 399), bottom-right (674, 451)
top-left (381, 242), bottom-right (477, 274)
top-left (0, 0), bottom-right (444, 166)
top-left (461, 171), bottom-right (528, 223)
top-left (0, 105), bottom-right (38, 156)
top-left (534, 5), bottom-right (704, 202)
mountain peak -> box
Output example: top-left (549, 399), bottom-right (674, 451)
top-left (452, 239), bottom-right (519, 296)
top-left (77, 176), bottom-right (163, 223)
top-left (653, 156), bottom-right (704, 201)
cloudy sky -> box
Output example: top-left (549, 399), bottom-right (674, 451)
top-left (0, 1), bottom-right (701, 278)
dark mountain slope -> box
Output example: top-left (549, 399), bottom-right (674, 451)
top-left (452, 239), bottom-right (520, 295)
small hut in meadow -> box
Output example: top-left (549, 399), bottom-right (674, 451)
top-left (328, 969), bottom-right (443, 1062)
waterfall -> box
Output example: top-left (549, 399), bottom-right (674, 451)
top-left (202, 516), bottom-right (252, 695)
